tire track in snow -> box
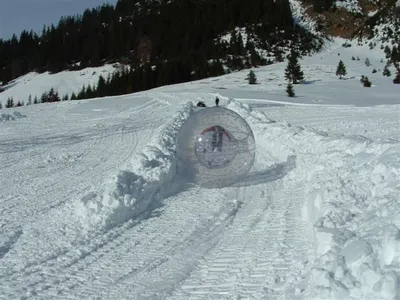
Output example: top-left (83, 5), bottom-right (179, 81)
top-left (1, 188), bottom-right (234, 299)
top-left (168, 179), bottom-right (313, 300)
top-left (0, 99), bottom-right (193, 299)
top-left (0, 100), bottom-right (163, 285)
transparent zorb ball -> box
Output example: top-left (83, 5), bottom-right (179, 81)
top-left (176, 106), bottom-right (255, 188)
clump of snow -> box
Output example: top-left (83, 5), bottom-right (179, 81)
top-left (0, 111), bottom-right (27, 122)
top-left (335, 0), bottom-right (363, 14)
top-left (225, 98), bottom-right (400, 299)
top-left (74, 101), bottom-right (194, 231)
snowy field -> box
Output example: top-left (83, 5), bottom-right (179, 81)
top-left (0, 39), bottom-right (399, 300)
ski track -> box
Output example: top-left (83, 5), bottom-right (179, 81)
top-left (0, 99), bottom-right (161, 237)
top-left (168, 178), bottom-right (313, 300)
top-left (2, 90), bottom-right (397, 299)
top-left (0, 95), bottom-right (318, 300)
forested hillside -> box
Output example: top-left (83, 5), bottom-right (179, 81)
top-left (0, 0), bottom-right (323, 98)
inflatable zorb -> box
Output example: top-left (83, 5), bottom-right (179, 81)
top-left (176, 106), bottom-right (255, 188)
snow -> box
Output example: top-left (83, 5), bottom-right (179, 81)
top-left (0, 38), bottom-right (400, 299)
top-left (335, 0), bottom-right (363, 14)
top-left (289, 0), bottom-right (319, 35)
top-left (0, 63), bottom-right (121, 105)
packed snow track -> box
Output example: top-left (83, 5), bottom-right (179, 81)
top-left (1, 90), bottom-right (399, 300)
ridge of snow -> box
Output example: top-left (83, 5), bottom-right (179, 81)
top-left (74, 101), bottom-right (194, 232)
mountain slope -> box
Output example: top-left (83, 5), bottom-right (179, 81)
top-left (0, 39), bottom-right (399, 299)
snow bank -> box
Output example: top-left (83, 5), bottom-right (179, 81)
top-left (225, 98), bottom-right (400, 299)
top-left (75, 101), bottom-right (194, 232)
top-left (0, 111), bottom-right (26, 122)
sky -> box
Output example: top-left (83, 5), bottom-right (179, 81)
top-left (0, 0), bottom-right (118, 40)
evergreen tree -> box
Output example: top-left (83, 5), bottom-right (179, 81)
top-left (6, 97), bottom-right (14, 108)
top-left (394, 69), bottom-right (400, 84)
top-left (47, 88), bottom-right (60, 102)
top-left (96, 75), bottom-right (107, 96)
top-left (27, 94), bottom-right (32, 105)
top-left (285, 50), bottom-right (304, 84)
top-left (391, 46), bottom-right (399, 63)
top-left (363, 76), bottom-right (372, 87)
top-left (0, 102), bottom-right (2, 109)
top-left (383, 65), bottom-right (391, 76)
top-left (77, 85), bottom-right (87, 99)
top-left (33, 96), bottom-right (38, 104)
top-left (70, 92), bottom-right (77, 100)
top-left (41, 91), bottom-right (49, 103)
top-left (16, 100), bottom-right (23, 107)
top-left (247, 70), bottom-right (257, 84)
top-left (286, 82), bottom-right (295, 97)
top-left (336, 60), bottom-right (347, 79)
top-left (384, 45), bottom-right (391, 59)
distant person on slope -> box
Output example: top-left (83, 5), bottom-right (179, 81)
top-left (197, 101), bottom-right (206, 107)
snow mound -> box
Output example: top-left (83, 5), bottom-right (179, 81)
top-left (225, 98), bottom-right (400, 299)
top-left (74, 101), bottom-right (194, 232)
top-left (0, 111), bottom-right (27, 122)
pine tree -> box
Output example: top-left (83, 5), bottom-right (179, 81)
top-left (286, 82), bottom-right (295, 97)
top-left (285, 50), bottom-right (304, 84)
top-left (16, 101), bottom-right (23, 107)
top-left (77, 85), bottom-right (87, 99)
top-left (394, 69), bottom-right (400, 84)
top-left (383, 65), bottom-right (391, 77)
top-left (33, 96), bottom-right (38, 104)
top-left (336, 60), bottom-right (347, 79)
top-left (27, 94), bottom-right (32, 105)
top-left (47, 88), bottom-right (60, 102)
top-left (41, 91), bottom-right (49, 103)
top-left (70, 92), bottom-right (77, 100)
top-left (363, 76), bottom-right (372, 87)
top-left (247, 70), bottom-right (257, 84)
top-left (97, 75), bottom-right (107, 96)
top-left (384, 45), bottom-right (391, 59)
top-left (6, 97), bottom-right (14, 108)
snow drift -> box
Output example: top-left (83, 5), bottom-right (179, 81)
top-left (225, 98), bottom-right (400, 300)
top-left (74, 101), bottom-right (194, 232)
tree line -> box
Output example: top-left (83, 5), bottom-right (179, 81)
top-left (0, 0), bottom-right (321, 86)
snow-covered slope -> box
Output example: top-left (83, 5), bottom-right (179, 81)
top-left (0, 64), bottom-right (120, 105)
top-left (0, 38), bottom-right (399, 299)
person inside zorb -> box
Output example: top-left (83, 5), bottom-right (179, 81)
top-left (201, 125), bottom-right (232, 152)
